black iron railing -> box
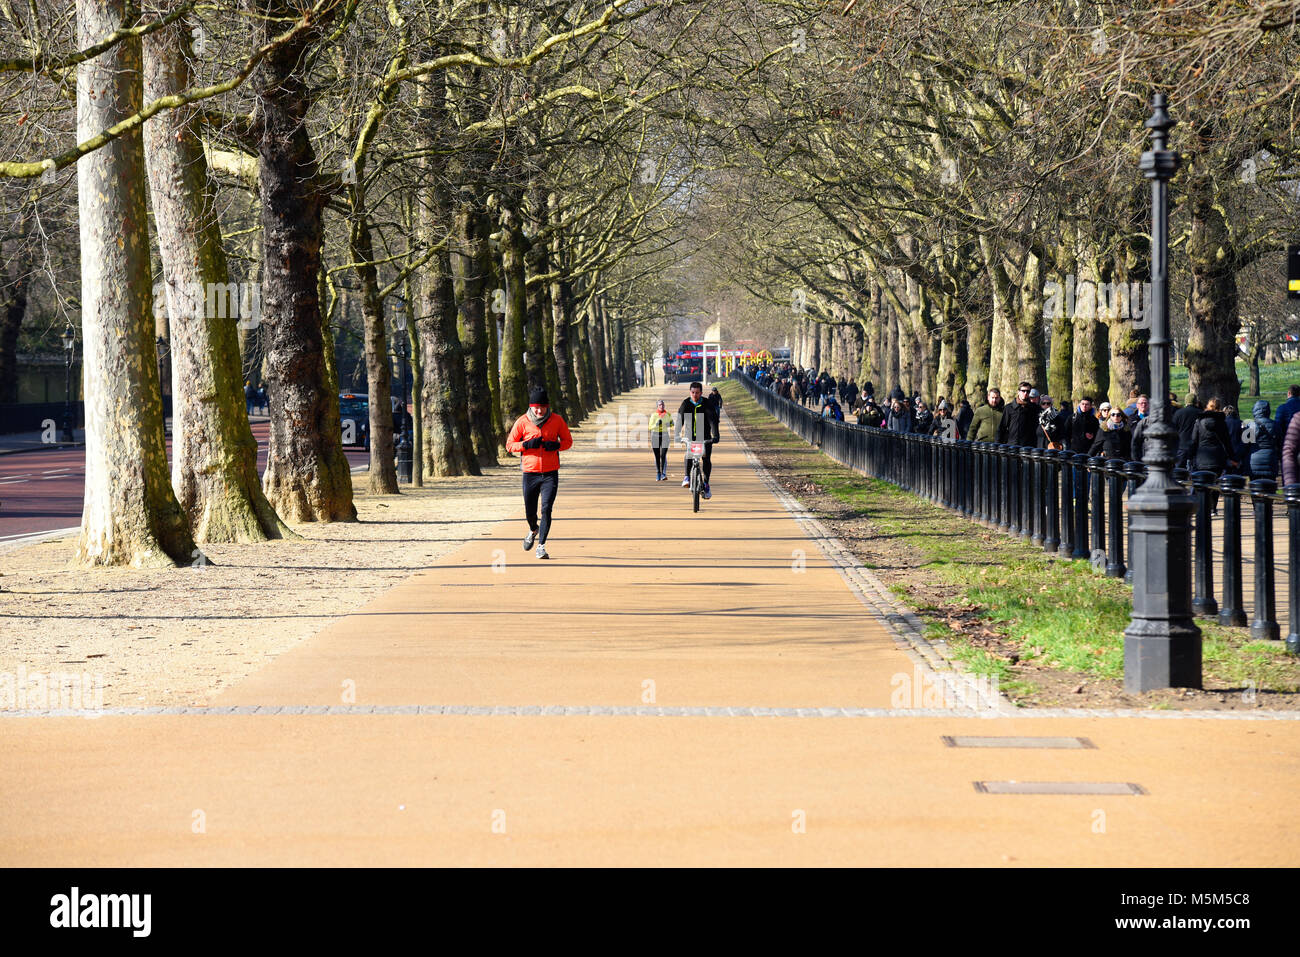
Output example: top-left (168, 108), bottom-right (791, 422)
top-left (734, 371), bottom-right (1299, 654)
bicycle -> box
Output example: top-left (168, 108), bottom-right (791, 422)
top-left (685, 440), bottom-right (705, 512)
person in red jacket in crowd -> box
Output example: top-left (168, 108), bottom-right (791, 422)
top-left (505, 387), bottom-right (574, 559)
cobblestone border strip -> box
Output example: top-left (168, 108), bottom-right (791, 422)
top-left (1, 704), bottom-right (1297, 719)
top-left (718, 408), bottom-right (1015, 714)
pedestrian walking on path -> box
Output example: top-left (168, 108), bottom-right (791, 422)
top-left (505, 387), bottom-right (573, 559)
top-left (649, 399), bottom-right (673, 481)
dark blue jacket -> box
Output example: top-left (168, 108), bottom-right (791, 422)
top-left (1275, 395), bottom-right (1300, 439)
top-left (1248, 399), bottom-right (1280, 479)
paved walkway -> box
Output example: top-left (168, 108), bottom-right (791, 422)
top-left (1, 386), bottom-right (1297, 865)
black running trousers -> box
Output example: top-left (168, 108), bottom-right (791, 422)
top-left (523, 470), bottom-right (559, 543)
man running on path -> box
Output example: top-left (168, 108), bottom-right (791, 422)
top-left (505, 387), bottom-right (573, 559)
top-left (678, 380), bottom-right (719, 499)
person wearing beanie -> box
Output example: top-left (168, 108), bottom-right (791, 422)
top-left (505, 386), bottom-right (573, 559)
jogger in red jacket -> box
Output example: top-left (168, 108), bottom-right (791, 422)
top-left (505, 387), bottom-right (573, 559)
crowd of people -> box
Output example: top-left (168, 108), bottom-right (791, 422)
top-left (748, 362), bottom-right (1300, 486)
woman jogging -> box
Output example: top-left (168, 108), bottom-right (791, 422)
top-left (505, 387), bottom-right (573, 559)
top-left (649, 399), bottom-right (673, 481)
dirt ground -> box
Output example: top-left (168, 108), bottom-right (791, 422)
top-left (0, 440), bottom-right (597, 708)
top-left (726, 400), bottom-right (1300, 712)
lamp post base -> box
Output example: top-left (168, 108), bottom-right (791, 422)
top-left (1123, 480), bottom-right (1202, 690)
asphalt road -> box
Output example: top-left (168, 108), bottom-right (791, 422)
top-left (0, 421), bottom-right (370, 545)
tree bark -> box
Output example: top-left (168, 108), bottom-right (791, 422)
top-left (964, 296), bottom-right (992, 403)
top-left (253, 0), bottom-right (354, 523)
top-left (1013, 250), bottom-right (1047, 390)
top-left (0, 218), bottom-right (30, 405)
top-left (350, 214), bottom-right (398, 494)
top-left (451, 195), bottom-right (499, 467)
top-left (1071, 253), bottom-right (1109, 403)
top-left (1185, 172), bottom-right (1242, 408)
top-left (497, 196), bottom-right (528, 421)
top-left (590, 296), bottom-right (612, 402)
top-left (74, 0), bottom-right (197, 567)
top-left (142, 18), bottom-right (290, 542)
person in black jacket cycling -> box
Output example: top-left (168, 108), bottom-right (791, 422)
top-left (678, 381), bottom-right (720, 499)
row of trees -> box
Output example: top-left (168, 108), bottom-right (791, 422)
top-left (688, 1), bottom-right (1299, 411)
top-left (3, 1), bottom-right (1296, 567)
top-left (2, 0), bottom-right (720, 566)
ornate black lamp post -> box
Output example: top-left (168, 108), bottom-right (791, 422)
top-left (60, 321), bottom-right (76, 443)
top-left (1123, 94), bottom-right (1202, 690)
top-left (392, 300), bottom-right (412, 484)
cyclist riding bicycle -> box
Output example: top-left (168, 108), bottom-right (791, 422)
top-left (678, 380), bottom-right (720, 500)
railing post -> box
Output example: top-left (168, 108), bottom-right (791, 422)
top-left (1249, 479), bottom-right (1280, 642)
top-left (959, 440), bottom-right (972, 516)
top-left (1073, 453), bottom-right (1091, 559)
top-left (1058, 449), bottom-right (1075, 558)
top-left (1010, 446), bottom-right (1023, 538)
top-left (1124, 461), bottom-right (1143, 585)
top-left (1044, 448), bottom-right (1060, 553)
top-left (1190, 471), bottom-right (1218, 617)
top-left (1090, 455), bottom-right (1106, 566)
top-left (980, 443), bottom-right (993, 525)
top-left (995, 445), bottom-right (1009, 532)
top-left (1029, 448), bottom-right (1044, 547)
top-left (1218, 474), bottom-right (1248, 627)
top-left (1019, 446), bottom-right (1033, 541)
top-left (1105, 459), bottom-right (1126, 578)
top-left (1286, 485), bottom-right (1300, 655)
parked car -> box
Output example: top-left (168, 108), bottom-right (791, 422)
top-left (339, 393), bottom-right (369, 450)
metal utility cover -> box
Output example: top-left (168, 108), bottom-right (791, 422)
top-left (974, 781), bottom-right (1146, 795)
top-left (942, 736), bottom-right (1096, 749)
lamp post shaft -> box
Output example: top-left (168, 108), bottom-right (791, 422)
top-left (1123, 94), bottom-right (1202, 690)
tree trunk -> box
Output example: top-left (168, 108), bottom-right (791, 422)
top-left (980, 236), bottom-right (1014, 395)
top-left (0, 219), bottom-right (30, 405)
top-left (1107, 257), bottom-right (1150, 406)
top-left (964, 297), bottom-right (992, 403)
top-left (498, 197), bottom-right (528, 420)
top-left (254, 1), bottom-right (355, 523)
top-left (1185, 173), bottom-right (1241, 408)
top-left (451, 196), bottom-right (499, 466)
top-left (417, 238), bottom-right (479, 478)
top-left (546, 193), bottom-right (579, 420)
top-left (405, 265), bottom-right (422, 486)
top-left (573, 297), bottom-right (598, 412)
top-left (350, 214), bottom-right (398, 494)
top-left (75, 0), bottom-right (196, 567)
top-left (590, 297), bottom-right (612, 402)
top-left (142, 19), bottom-right (290, 542)
top-left (1014, 250), bottom-right (1047, 390)
top-left (1047, 269), bottom-right (1074, 404)
top-left (1071, 254), bottom-right (1109, 403)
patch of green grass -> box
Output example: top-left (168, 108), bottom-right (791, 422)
top-left (1170, 358), bottom-right (1300, 411)
top-left (1201, 628), bottom-right (1299, 692)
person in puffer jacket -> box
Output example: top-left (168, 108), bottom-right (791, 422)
top-left (1245, 399), bottom-right (1279, 480)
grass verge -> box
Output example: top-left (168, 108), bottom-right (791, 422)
top-left (717, 377), bottom-right (1300, 709)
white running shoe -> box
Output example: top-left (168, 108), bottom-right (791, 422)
top-left (681, 477), bottom-right (691, 487)
top-left (523, 530), bottom-right (536, 551)
top-left (536, 544), bottom-right (550, 560)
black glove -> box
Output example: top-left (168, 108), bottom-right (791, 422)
top-left (521, 437), bottom-right (544, 450)
top-left (542, 440), bottom-right (562, 451)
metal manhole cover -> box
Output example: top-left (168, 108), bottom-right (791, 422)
top-left (974, 781), bottom-right (1146, 795)
top-left (942, 736), bottom-right (1096, 749)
